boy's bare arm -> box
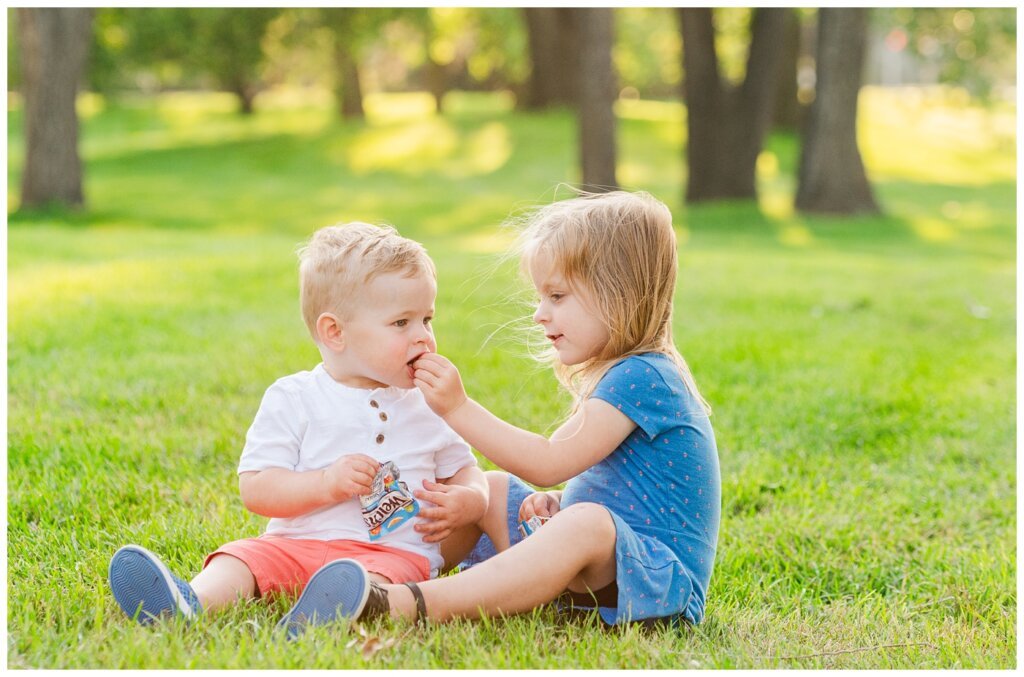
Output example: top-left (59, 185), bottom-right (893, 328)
top-left (239, 453), bottom-right (380, 518)
top-left (413, 464), bottom-right (489, 543)
top-left (437, 463), bottom-right (488, 498)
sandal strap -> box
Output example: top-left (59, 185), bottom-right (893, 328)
top-left (403, 582), bottom-right (428, 625)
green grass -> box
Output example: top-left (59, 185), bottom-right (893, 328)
top-left (7, 86), bottom-right (1016, 668)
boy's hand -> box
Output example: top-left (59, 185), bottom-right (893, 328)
top-left (413, 479), bottom-right (487, 543)
top-left (322, 454), bottom-right (380, 503)
top-left (519, 491), bottom-right (561, 522)
top-left (412, 353), bottom-right (468, 418)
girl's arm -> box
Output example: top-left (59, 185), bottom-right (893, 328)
top-left (414, 354), bottom-right (635, 487)
top-left (519, 489), bottom-right (563, 520)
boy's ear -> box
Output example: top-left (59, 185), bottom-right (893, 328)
top-left (315, 312), bottom-right (345, 352)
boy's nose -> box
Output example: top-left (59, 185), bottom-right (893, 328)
top-left (416, 333), bottom-right (437, 353)
top-left (413, 325), bottom-right (434, 346)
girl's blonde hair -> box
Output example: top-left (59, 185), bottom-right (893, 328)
top-left (516, 190), bottom-right (710, 414)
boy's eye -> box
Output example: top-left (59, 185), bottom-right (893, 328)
top-left (423, 316), bottom-right (433, 325)
top-left (394, 319), bottom-right (408, 327)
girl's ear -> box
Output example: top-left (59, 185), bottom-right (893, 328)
top-left (315, 312), bottom-right (345, 352)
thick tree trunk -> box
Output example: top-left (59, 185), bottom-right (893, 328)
top-left (523, 8), bottom-right (558, 108)
top-left (521, 8), bottom-right (578, 109)
top-left (795, 8), bottom-right (880, 215)
top-left (575, 8), bottom-right (617, 190)
top-left (772, 8), bottom-right (803, 131)
top-left (334, 43), bottom-right (364, 120)
top-left (230, 81), bottom-right (256, 115)
top-left (18, 8), bottom-right (92, 210)
top-left (679, 8), bottom-right (722, 200)
top-left (680, 8), bottom-right (786, 203)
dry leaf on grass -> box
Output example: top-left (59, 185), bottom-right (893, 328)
top-left (346, 622), bottom-right (401, 659)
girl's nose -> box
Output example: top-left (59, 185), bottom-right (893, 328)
top-left (533, 305), bottom-right (546, 324)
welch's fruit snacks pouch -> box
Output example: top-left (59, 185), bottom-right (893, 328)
top-left (360, 461), bottom-right (419, 541)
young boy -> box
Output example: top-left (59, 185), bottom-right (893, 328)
top-left (108, 222), bottom-right (488, 630)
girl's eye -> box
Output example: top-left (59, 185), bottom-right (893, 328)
top-left (423, 317), bottom-right (433, 325)
top-left (549, 293), bottom-right (564, 302)
top-left (394, 319), bottom-right (408, 327)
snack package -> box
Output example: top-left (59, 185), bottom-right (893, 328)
top-left (360, 461), bottom-right (419, 541)
top-left (517, 514), bottom-right (551, 539)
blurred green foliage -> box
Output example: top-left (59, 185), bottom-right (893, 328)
top-left (614, 8), bottom-right (681, 97)
top-left (6, 8), bottom-right (1017, 103)
top-left (873, 7), bottom-right (1016, 98)
top-left (87, 8), bottom-right (279, 107)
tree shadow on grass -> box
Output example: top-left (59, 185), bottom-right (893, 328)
top-left (6, 201), bottom-right (156, 236)
top-left (9, 98), bottom-right (1015, 266)
top-left (29, 109), bottom-right (576, 238)
top-left (678, 176), bottom-right (1014, 267)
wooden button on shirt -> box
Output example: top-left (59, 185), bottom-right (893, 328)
top-left (376, 434), bottom-right (385, 444)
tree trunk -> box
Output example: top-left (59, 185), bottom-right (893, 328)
top-left (18, 8), bottom-right (92, 210)
top-left (575, 8), bottom-right (617, 190)
top-left (772, 8), bottom-right (803, 131)
top-left (521, 8), bottom-right (578, 109)
top-left (679, 8), bottom-right (786, 203)
top-left (231, 81), bottom-right (255, 115)
top-left (426, 57), bottom-right (446, 114)
top-left (795, 8), bottom-right (880, 215)
top-left (334, 42), bottom-right (364, 120)
top-left (523, 8), bottom-right (556, 108)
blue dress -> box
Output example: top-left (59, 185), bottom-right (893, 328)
top-left (462, 353), bottom-right (721, 625)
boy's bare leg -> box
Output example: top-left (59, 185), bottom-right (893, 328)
top-left (439, 471), bottom-right (512, 572)
top-left (388, 502), bottom-right (617, 621)
top-left (189, 554), bottom-right (257, 612)
top-left (190, 554), bottom-right (393, 613)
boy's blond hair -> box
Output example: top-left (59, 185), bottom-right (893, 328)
top-left (298, 222), bottom-right (436, 338)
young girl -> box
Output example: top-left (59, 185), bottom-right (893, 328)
top-left (275, 191), bottom-right (720, 635)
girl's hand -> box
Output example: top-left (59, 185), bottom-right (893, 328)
top-left (413, 479), bottom-right (487, 543)
top-left (412, 352), bottom-right (468, 418)
top-left (519, 490), bottom-right (562, 521)
top-left (321, 454), bottom-right (380, 503)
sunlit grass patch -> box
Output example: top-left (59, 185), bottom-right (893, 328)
top-left (861, 86), bottom-right (1017, 184)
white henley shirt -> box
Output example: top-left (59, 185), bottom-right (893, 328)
top-left (238, 363), bottom-right (477, 574)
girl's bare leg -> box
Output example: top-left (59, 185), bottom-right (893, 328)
top-left (189, 554), bottom-right (257, 612)
top-left (388, 502), bottom-right (617, 621)
top-left (438, 471), bottom-right (512, 572)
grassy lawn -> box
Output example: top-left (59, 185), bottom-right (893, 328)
top-left (7, 87), bottom-right (1016, 668)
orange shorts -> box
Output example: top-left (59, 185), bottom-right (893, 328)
top-left (204, 535), bottom-right (430, 598)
